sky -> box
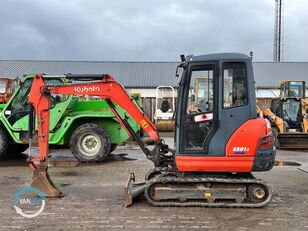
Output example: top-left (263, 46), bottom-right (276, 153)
top-left (0, 0), bottom-right (307, 62)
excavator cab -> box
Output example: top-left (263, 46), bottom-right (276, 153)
top-left (176, 53), bottom-right (261, 158)
top-left (280, 81), bottom-right (305, 98)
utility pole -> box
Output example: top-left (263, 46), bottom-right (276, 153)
top-left (273, 0), bottom-right (284, 62)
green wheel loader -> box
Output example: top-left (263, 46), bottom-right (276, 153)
top-left (0, 74), bottom-right (140, 162)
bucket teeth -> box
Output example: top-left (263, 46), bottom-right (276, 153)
top-left (31, 166), bottom-right (63, 198)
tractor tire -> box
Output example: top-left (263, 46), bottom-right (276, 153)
top-left (110, 144), bottom-right (117, 153)
top-left (8, 144), bottom-right (29, 155)
top-left (271, 127), bottom-right (280, 148)
top-left (0, 127), bottom-right (9, 160)
top-left (70, 123), bottom-right (111, 162)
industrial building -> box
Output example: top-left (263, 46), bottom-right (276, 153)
top-left (0, 59), bottom-right (307, 118)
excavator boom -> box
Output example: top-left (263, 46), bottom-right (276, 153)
top-left (27, 74), bottom-right (172, 197)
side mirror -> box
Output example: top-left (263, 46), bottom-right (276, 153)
top-left (15, 76), bottom-right (21, 87)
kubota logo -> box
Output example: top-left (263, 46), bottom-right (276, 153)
top-left (74, 86), bottom-right (100, 93)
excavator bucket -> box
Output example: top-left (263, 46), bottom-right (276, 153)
top-left (31, 166), bottom-right (63, 198)
top-left (124, 173), bottom-right (146, 207)
top-left (277, 133), bottom-right (308, 149)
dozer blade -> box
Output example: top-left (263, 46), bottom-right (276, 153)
top-left (31, 166), bottom-right (63, 198)
top-left (277, 133), bottom-right (308, 149)
top-left (124, 173), bottom-right (146, 207)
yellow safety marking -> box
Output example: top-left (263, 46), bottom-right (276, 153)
top-left (204, 192), bottom-right (212, 198)
top-left (141, 120), bottom-right (149, 128)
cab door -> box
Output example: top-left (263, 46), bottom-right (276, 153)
top-left (178, 62), bottom-right (219, 155)
top-left (208, 62), bottom-right (251, 156)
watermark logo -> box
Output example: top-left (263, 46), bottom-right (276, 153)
top-left (14, 186), bottom-right (46, 218)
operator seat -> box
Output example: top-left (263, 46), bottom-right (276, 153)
top-left (161, 99), bottom-right (170, 113)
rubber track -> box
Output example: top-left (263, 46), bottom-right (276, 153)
top-left (144, 174), bottom-right (273, 208)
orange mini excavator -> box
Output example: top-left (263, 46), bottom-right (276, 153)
top-left (26, 53), bottom-right (275, 207)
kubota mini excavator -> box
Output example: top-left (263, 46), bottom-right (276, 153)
top-left (26, 53), bottom-right (275, 207)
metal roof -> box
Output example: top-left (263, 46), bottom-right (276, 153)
top-left (0, 59), bottom-right (308, 88)
top-left (0, 60), bottom-right (178, 88)
top-left (253, 62), bottom-right (308, 87)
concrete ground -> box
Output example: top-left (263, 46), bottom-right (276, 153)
top-left (0, 138), bottom-right (307, 231)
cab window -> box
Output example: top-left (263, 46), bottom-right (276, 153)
top-left (183, 64), bottom-right (215, 151)
top-left (223, 63), bottom-right (247, 108)
top-left (186, 68), bottom-right (214, 114)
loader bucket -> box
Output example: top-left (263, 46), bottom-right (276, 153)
top-left (277, 133), bottom-right (308, 149)
top-left (31, 166), bottom-right (63, 198)
top-left (124, 173), bottom-right (146, 207)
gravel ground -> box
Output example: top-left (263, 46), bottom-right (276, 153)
top-left (0, 138), bottom-right (307, 231)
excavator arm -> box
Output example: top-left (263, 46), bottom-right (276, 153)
top-left (27, 74), bottom-right (172, 197)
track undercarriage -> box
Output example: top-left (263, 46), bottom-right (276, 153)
top-left (125, 168), bottom-right (272, 208)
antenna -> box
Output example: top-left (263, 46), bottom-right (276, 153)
top-left (273, 0), bottom-right (284, 62)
